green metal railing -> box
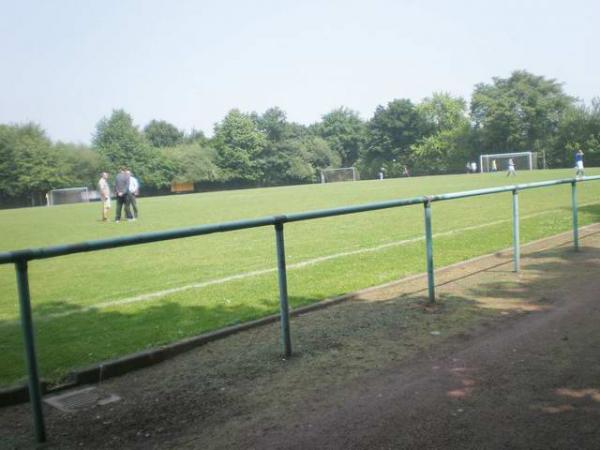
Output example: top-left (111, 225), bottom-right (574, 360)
top-left (1, 175), bottom-right (599, 443)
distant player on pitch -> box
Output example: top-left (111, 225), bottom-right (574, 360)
top-left (98, 172), bottom-right (111, 221)
top-left (506, 158), bottom-right (516, 177)
top-left (575, 150), bottom-right (584, 177)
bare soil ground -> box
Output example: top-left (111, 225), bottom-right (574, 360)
top-left (1, 225), bottom-right (600, 450)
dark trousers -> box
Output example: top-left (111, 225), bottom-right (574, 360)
top-left (115, 194), bottom-right (132, 220)
top-left (128, 193), bottom-right (138, 218)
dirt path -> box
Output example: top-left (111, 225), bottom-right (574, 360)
top-left (1, 226), bottom-right (600, 449)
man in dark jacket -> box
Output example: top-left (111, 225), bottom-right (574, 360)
top-left (114, 168), bottom-right (132, 222)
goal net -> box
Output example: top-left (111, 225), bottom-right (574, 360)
top-left (479, 152), bottom-right (537, 173)
top-left (48, 187), bottom-right (90, 206)
top-left (320, 167), bottom-right (359, 183)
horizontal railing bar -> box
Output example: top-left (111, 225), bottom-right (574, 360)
top-left (1, 176), bottom-right (599, 265)
top-left (284, 196), bottom-right (427, 222)
top-left (428, 177), bottom-right (600, 202)
top-left (0, 216), bottom-right (278, 264)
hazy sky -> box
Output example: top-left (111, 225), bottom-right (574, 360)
top-left (0, 0), bottom-right (597, 143)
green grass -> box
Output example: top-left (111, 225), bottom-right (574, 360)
top-left (1, 168), bottom-right (600, 386)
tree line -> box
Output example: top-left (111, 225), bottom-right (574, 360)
top-left (1, 70), bottom-right (599, 207)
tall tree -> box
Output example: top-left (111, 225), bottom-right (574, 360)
top-left (144, 120), bottom-right (184, 148)
top-left (213, 109), bottom-right (266, 182)
top-left (470, 71), bottom-right (575, 153)
top-left (255, 107), bottom-right (289, 142)
top-left (54, 142), bottom-right (106, 188)
top-left (411, 93), bottom-right (473, 174)
top-left (0, 124), bottom-right (74, 204)
top-left (316, 107), bottom-right (366, 167)
top-left (184, 128), bottom-right (208, 145)
top-left (362, 99), bottom-right (428, 176)
top-left (162, 143), bottom-right (220, 184)
top-left (94, 110), bottom-right (173, 188)
top-left (549, 99), bottom-right (600, 167)
top-left (417, 93), bottom-right (468, 133)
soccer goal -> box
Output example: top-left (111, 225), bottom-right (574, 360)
top-left (48, 187), bottom-right (90, 206)
top-left (479, 152), bottom-right (537, 173)
top-left (320, 167), bottom-right (359, 183)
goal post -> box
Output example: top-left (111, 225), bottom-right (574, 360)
top-left (48, 187), bottom-right (90, 206)
top-left (479, 152), bottom-right (537, 173)
top-left (320, 167), bottom-right (359, 183)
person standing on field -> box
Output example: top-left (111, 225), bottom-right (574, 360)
top-left (127, 170), bottom-right (139, 220)
top-left (575, 150), bottom-right (584, 177)
top-left (114, 167), bottom-right (132, 222)
top-left (491, 159), bottom-right (497, 172)
top-left (98, 172), bottom-right (111, 221)
top-left (506, 158), bottom-right (516, 177)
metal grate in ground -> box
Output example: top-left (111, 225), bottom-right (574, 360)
top-left (44, 386), bottom-right (121, 413)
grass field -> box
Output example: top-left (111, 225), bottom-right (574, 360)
top-left (1, 168), bottom-right (600, 387)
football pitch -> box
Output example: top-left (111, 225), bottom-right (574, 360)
top-left (1, 168), bottom-right (600, 386)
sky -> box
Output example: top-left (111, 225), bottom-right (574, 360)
top-left (0, 0), bottom-right (598, 144)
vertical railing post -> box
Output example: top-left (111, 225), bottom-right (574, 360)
top-left (571, 181), bottom-right (579, 251)
top-left (274, 222), bottom-right (292, 357)
top-left (15, 259), bottom-right (46, 443)
top-left (512, 189), bottom-right (520, 272)
top-left (423, 199), bottom-right (435, 303)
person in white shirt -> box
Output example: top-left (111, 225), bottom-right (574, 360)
top-left (575, 150), bottom-right (584, 177)
top-left (98, 172), bottom-right (111, 221)
top-left (126, 170), bottom-right (139, 219)
top-left (506, 158), bottom-right (516, 177)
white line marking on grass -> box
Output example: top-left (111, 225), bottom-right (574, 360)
top-left (3, 201), bottom-right (598, 325)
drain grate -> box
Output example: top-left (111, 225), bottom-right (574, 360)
top-left (44, 386), bottom-right (121, 413)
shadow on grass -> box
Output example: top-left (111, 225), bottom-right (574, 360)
top-left (572, 203), bottom-right (600, 220)
top-left (0, 293), bottom-right (324, 387)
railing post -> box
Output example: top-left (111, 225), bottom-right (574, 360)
top-left (512, 189), bottom-right (520, 272)
top-left (572, 181), bottom-right (579, 251)
top-left (15, 260), bottom-right (46, 443)
top-left (274, 222), bottom-right (292, 357)
top-left (423, 199), bottom-right (435, 303)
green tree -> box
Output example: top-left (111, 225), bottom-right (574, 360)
top-left (411, 93), bottom-right (473, 174)
top-left (254, 107), bottom-right (309, 143)
top-left (162, 143), bottom-right (220, 184)
top-left (0, 124), bottom-right (75, 204)
top-left (417, 93), bottom-right (468, 133)
top-left (298, 136), bottom-right (341, 170)
top-left (144, 120), bottom-right (184, 148)
top-left (255, 107), bottom-right (289, 142)
top-left (213, 110), bottom-right (266, 182)
top-left (549, 99), bottom-right (600, 167)
top-left (184, 128), bottom-right (208, 145)
top-left (316, 107), bottom-right (366, 167)
top-left (411, 124), bottom-right (472, 175)
top-left (93, 110), bottom-right (173, 188)
top-left (470, 71), bottom-right (575, 153)
top-left (54, 142), bottom-right (106, 188)
top-left (362, 99), bottom-right (428, 177)
top-left (256, 139), bottom-right (315, 185)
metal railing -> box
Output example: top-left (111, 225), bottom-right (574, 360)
top-left (2, 175), bottom-right (599, 443)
